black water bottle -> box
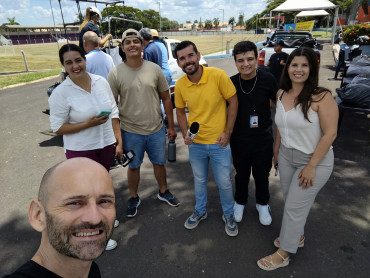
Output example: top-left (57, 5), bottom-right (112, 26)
top-left (168, 139), bottom-right (176, 162)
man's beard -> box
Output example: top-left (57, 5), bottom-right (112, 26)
top-left (45, 211), bottom-right (113, 261)
top-left (183, 62), bottom-right (199, 76)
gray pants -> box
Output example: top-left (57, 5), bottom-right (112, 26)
top-left (278, 144), bottom-right (334, 253)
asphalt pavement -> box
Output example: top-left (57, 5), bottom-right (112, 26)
top-left (0, 39), bottom-right (369, 278)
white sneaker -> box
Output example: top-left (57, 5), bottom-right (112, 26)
top-left (234, 202), bottom-right (245, 223)
top-left (114, 220), bottom-right (119, 228)
top-left (105, 239), bottom-right (117, 251)
top-left (256, 204), bottom-right (272, 226)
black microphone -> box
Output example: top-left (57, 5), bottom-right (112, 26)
top-left (187, 122), bottom-right (199, 140)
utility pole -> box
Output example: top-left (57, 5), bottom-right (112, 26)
top-left (157, 1), bottom-right (161, 31)
top-left (219, 8), bottom-right (224, 53)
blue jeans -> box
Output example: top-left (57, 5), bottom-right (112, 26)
top-left (188, 143), bottom-right (234, 218)
top-left (121, 126), bottom-right (166, 169)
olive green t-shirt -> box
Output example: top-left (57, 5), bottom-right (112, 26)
top-left (108, 60), bottom-right (169, 135)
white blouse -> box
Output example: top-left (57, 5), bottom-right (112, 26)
top-left (275, 94), bottom-right (323, 154)
top-left (49, 73), bottom-right (119, 152)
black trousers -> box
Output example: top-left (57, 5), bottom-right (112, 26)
top-left (230, 140), bottom-right (273, 205)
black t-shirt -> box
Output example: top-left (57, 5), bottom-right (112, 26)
top-left (79, 21), bottom-right (100, 52)
top-left (268, 52), bottom-right (289, 83)
top-left (3, 260), bottom-right (101, 278)
top-left (230, 70), bottom-right (278, 144)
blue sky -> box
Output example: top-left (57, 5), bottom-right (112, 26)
top-left (0, 0), bottom-right (267, 26)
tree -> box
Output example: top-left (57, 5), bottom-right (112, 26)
top-left (213, 17), bottom-right (220, 30)
top-left (161, 17), bottom-right (179, 30)
top-left (194, 19), bottom-right (198, 23)
top-left (6, 17), bottom-right (19, 25)
top-left (229, 17), bottom-right (235, 31)
top-left (205, 19), bottom-right (213, 29)
top-left (237, 13), bottom-right (245, 27)
top-left (198, 19), bottom-right (203, 29)
top-left (186, 20), bottom-right (191, 23)
top-left (138, 9), bottom-right (160, 29)
top-left (101, 5), bottom-right (142, 35)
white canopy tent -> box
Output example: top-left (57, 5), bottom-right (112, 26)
top-left (296, 10), bottom-right (329, 17)
top-left (273, 0), bottom-right (336, 12)
top-left (269, 0), bottom-right (339, 44)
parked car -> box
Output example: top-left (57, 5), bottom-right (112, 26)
top-left (257, 30), bottom-right (321, 67)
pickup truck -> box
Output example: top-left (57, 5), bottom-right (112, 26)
top-left (257, 30), bottom-right (321, 67)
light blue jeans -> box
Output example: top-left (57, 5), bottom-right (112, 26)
top-left (188, 143), bottom-right (234, 218)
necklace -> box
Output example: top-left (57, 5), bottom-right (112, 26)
top-left (239, 71), bottom-right (258, 94)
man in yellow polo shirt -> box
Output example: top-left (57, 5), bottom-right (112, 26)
top-left (174, 41), bottom-right (239, 237)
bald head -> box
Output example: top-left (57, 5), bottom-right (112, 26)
top-left (38, 158), bottom-right (113, 207)
top-left (83, 31), bottom-right (100, 53)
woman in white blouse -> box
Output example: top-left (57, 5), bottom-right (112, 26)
top-left (49, 44), bottom-right (122, 172)
top-left (257, 47), bottom-right (338, 271)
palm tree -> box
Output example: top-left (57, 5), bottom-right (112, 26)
top-left (7, 17), bottom-right (20, 25)
top-left (229, 17), bottom-right (235, 31)
top-left (213, 17), bottom-right (220, 30)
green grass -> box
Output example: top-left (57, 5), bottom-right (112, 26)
top-left (0, 33), bottom-right (267, 88)
top-left (0, 69), bottom-right (61, 89)
top-left (312, 31), bottom-right (332, 38)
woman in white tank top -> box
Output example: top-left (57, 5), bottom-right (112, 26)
top-left (257, 47), bottom-right (339, 271)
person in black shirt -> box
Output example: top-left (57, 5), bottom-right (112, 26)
top-left (4, 158), bottom-right (116, 278)
top-left (230, 41), bottom-right (278, 226)
top-left (79, 6), bottom-right (112, 53)
top-left (267, 40), bottom-right (289, 85)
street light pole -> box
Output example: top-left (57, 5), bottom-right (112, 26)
top-left (219, 8), bottom-right (224, 54)
top-left (157, 1), bottom-right (161, 32)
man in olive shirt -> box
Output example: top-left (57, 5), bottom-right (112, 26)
top-left (108, 29), bottom-right (180, 218)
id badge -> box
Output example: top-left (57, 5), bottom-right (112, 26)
top-left (250, 115), bottom-right (258, 128)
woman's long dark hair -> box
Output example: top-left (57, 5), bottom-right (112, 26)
top-left (59, 44), bottom-right (85, 65)
top-left (280, 47), bottom-right (331, 122)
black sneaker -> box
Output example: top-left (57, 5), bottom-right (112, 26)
top-left (126, 195), bottom-right (141, 217)
top-left (157, 190), bottom-right (180, 207)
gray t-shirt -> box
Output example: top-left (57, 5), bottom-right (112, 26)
top-left (108, 60), bottom-right (169, 135)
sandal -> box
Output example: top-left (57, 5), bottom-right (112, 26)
top-left (274, 236), bottom-right (305, 248)
top-left (257, 251), bottom-right (289, 271)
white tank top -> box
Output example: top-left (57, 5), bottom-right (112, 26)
top-left (275, 91), bottom-right (322, 154)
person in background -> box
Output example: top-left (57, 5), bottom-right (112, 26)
top-left (151, 29), bottom-right (173, 127)
top-left (48, 44), bottom-right (122, 251)
top-left (4, 158), bottom-right (116, 278)
top-left (79, 6), bottom-right (112, 53)
top-left (266, 25), bottom-right (274, 42)
top-left (151, 29), bottom-right (172, 86)
top-left (139, 28), bottom-right (162, 67)
top-left (267, 40), bottom-right (289, 85)
top-left (257, 47), bottom-right (338, 270)
top-left (175, 40), bottom-right (239, 237)
top-left (83, 31), bottom-right (115, 79)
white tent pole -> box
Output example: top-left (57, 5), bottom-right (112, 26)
top-left (331, 6), bottom-right (339, 45)
top-left (269, 10), bottom-right (272, 28)
top-left (326, 15), bottom-right (329, 37)
top-left (278, 13), bottom-right (280, 28)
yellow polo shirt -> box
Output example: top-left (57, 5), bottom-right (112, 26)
top-left (175, 66), bottom-right (236, 144)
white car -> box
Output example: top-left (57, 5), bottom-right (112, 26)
top-left (163, 38), bottom-right (208, 84)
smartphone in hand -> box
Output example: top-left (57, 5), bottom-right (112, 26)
top-left (97, 110), bottom-right (111, 118)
